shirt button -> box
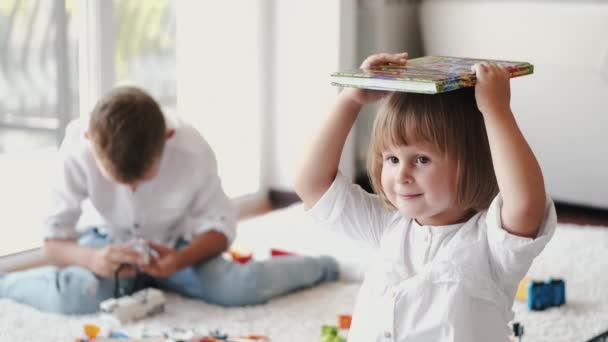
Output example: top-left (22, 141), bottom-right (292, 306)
top-left (384, 330), bottom-right (392, 338)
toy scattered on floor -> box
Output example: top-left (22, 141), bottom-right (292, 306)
top-left (134, 238), bottom-right (160, 264)
top-left (84, 324), bottom-right (101, 339)
top-left (337, 315), bottom-right (351, 330)
top-left (76, 324), bottom-right (270, 342)
top-left (321, 314), bottom-right (351, 342)
top-left (100, 288), bottom-right (166, 324)
top-left (509, 322), bottom-right (524, 342)
top-left (516, 277), bottom-right (566, 310)
top-left (269, 248), bottom-right (296, 257)
top-left (321, 325), bottom-right (346, 342)
top-left (227, 247), bottom-right (298, 264)
top-left (515, 277), bottom-right (530, 301)
top-left (528, 278), bottom-right (566, 310)
top-left (228, 248), bottom-right (253, 264)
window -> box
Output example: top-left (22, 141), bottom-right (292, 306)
top-left (0, 0), bottom-right (266, 258)
top-left (112, 0), bottom-right (177, 115)
top-left (0, 0), bottom-right (79, 256)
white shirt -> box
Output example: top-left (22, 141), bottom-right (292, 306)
top-left (43, 116), bottom-right (237, 247)
top-left (308, 173), bottom-right (557, 342)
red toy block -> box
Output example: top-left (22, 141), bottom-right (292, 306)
top-left (228, 249), bottom-right (253, 264)
top-left (270, 248), bottom-right (296, 257)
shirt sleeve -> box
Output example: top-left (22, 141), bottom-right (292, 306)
top-left (485, 193), bottom-right (557, 292)
top-left (43, 127), bottom-right (88, 240)
top-left (182, 152), bottom-right (237, 245)
top-left (306, 171), bottom-right (392, 249)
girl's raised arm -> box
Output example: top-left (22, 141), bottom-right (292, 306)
top-left (473, 62), bottom-right (546, 238)
top-left (294, 53), bottom-right (407, 208)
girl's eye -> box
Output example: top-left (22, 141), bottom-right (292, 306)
top-left (386, 156), bottom-right (399, 164)
top-left (415, 156), bottom-right (430, 164)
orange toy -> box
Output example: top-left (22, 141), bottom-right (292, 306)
top-left (338, 314), bottom-right (352, 329)
top-left (84, 324), bottom-right (100, 340)
top-left (228, 248), bottom-right (253, 264)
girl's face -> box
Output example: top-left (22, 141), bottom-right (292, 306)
top-left (380, 143), bottom-right (467, 225)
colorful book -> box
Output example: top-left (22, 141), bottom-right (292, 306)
top-left (330, 56), bottom-right (534, 94)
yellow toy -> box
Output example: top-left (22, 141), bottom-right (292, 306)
top-left (84, 324), bottom-right (100, 340)
top-left (516, 278), bottom-right (529, 301)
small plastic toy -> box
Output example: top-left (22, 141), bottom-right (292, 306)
top-left (527, 278), bottom-right (566, 311)
top-left (337, 315), bottom-right (352, 330)
top-left (84, 324), bottom-right (101, 340)
top-left (321, 325), bottom-right (346, 342)
top-left (76, 326), bottom-right (269, 342)
top-left (270, 248), bottom-right (296, 257)
top-left (515, 277), bottom-right (530, 301)
top-left (100, 288), bottom-right (166, 324)
top-left (511, 322), bottom-right (524, 342)
top-left (134, 238), bottom-right (160, 264)
top-left (321, 314), bottom-right (351, 342)
top-left (228, 248), bottom-right (253, 264)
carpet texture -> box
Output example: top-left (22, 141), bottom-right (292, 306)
top-left (1, 204), bottom-right (607, 341)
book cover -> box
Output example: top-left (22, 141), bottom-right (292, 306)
top-left (330, 56), bottom-right (534, 94)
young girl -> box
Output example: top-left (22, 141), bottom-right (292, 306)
top-left (294, 52), bottom-right (556, 341)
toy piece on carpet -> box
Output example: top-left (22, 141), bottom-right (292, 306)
top-left (321, 314), bottom-right (352, 342)
top-left (269, 248), bottom-right (296, 257)
top-left (76, 324), bottom-right (270, 341)
top-left (227, 247), bottom-right (298, 264)
top-left (100, 288), bottom-right (166, 324)
top-left (509, 322), bottom-right (524, 342)
top-left (516, 278), bottom-right (566, 310)
top-left (228, 248), bottom-right (253, 264)
top-left (134, 238), bottom-right (160, 264)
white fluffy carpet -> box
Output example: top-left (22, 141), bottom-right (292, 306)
top-left (1, 205), bottom-right (607, 341)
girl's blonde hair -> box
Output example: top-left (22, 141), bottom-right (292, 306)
top-left (367, 87), bottom-right (498, 212)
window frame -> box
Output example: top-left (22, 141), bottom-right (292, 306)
top-left (0, 0), bottom-right (273, 269)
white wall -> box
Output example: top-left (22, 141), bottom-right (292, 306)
top-left (176, 1), bottom-right (262, 197)
top-left (420, 1), bottom-right (608, 209)
top-left (272, 0), bottom-right (357, 190)
top-left (177, 1), bottom-right (358, 193)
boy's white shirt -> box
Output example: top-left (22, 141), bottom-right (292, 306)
top-left (43, 116), bottom-right (237, 247)
top-left (308, 172), bottom-right (557, 342)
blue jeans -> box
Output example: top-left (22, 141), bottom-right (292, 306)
top-left (0, 229), bottom-right (339, 314)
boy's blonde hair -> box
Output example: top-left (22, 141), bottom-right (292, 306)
top-left (367, 87), bottom-right (498, 212)
top-left (88, 86), bottom-right (166, 183)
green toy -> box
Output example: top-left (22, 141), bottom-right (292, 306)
top-left (321, 325), bottom-right (347, 342)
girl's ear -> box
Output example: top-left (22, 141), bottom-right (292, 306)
top-left (84, 131), bottom-right (90, 140)
top-left (166, 129), bottom-right (176, 140)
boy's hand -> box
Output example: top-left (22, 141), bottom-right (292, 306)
top-left (138, 242), bottom-right (182, 278)
top-left (471, 62), bottom-right (512, 116)
top-left (342, 52), bottom-right (409, 106)
top-left (89, 242), bottom-right (143, 278)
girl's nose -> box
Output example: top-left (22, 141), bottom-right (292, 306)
top-left (397, 166), bottom-right (414, 184)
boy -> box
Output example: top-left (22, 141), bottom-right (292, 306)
top-left (0, 86), bottom-right (338, 314)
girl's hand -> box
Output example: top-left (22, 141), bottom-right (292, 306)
top-left (343, 52), bottom-right (409, 106)
top-left (89, 242), bottom-right (142, 278)
top-left (138, 242), bottom-right (182, 277)
top-left (471, 62), bottom-right (512, 116)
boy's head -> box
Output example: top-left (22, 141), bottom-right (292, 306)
top-left (87, 86), bottom-right (168, 187)
top-left (367, 87), bottom-right (498, 223)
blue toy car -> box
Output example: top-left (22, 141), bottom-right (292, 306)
top-left (527, 278), bottom-right (566, 310)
